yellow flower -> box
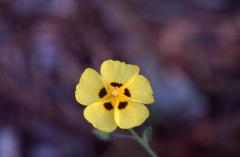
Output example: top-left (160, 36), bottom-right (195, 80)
top-left (75, 60), bottom-right (154, 132)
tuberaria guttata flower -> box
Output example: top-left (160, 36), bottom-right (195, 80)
top-left (75, 60), bottom-right (154, 132)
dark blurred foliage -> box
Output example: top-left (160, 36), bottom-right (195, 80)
top-left (0, 0), bottom-right (240, 157)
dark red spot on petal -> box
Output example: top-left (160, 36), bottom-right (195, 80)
top-left (124, 88), bottom-right (131, 97)
top-left (99, 88), bottom-right (107, 98)
top-left (110, 82), bottom-right (123, 87)
top-left (118, 102), bottom-right (128, 109)
top-left (104, 102), bottom-right (113, 111)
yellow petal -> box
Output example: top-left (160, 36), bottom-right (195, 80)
top-left (126, 75), bottom-right (154, 104)
top-left (75, 68), bottom-right (106, 106)
top-left (114, 101), bottom-right (149, 129)
top-left (100, 60), bottom-right (139, 85)
top-left (84, 101), bottom-right (117, 132)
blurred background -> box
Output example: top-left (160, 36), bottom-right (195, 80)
top-left (0, 0), bottom-right (240, 157)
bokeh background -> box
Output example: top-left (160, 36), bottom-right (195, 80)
top-left (0, 0), bottom-right (240, 157)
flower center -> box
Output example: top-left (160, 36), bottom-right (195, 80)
top-left (111, 89), bottom-right (119, 96)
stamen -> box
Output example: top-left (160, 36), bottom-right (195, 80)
top-left (104, 102), bottom-right (113, 110)
top-left (99, 88), bottom-right (107, 98)
top-left (124, 88), bottom-right (131, 97)
top-left (110, 82), bottom-right (123, 87)
top-left (118, 102), bottom-right (128, 109)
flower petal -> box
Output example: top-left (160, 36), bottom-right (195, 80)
top-left (84, 101), bottom-right (117, 132)
top-left (125, 75), bottom-right (154, 104)
top-left (114, 101), bottom-right (149, 129)
top-left (100, 60), bottom-right (139, 85)
top-left (75, 68), bottom-right (106, 106)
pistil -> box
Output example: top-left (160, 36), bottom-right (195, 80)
top-left (112, 89), bottom-right (118, 96)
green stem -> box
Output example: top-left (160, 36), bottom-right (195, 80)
top-left (129, 129), bottom-right (159, 157)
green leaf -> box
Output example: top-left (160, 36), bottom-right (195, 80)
top-left (142, 126), bottom-right (153, 144)
top-left (92, 129), bottom-right (112, 141)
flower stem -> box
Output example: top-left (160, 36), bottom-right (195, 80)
top-left (129, 129), bottom-right (159, 157)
